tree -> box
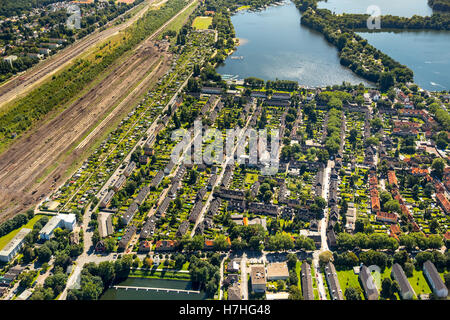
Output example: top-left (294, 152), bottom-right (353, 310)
top-left (379, 72), bottom-right (395, 91)
top-left (431, 158), bottom-right (445, 179)
top-left (188, 235), bottom-right (204, 251)
top-left (344, 287), bottom-right (361, 300)
top-left (213, 234), bottom-right (230, 251)
top-left (37, 245), bottom-right (52, 263)
top-left (54, 253), bottom-right (72, 272)
top-left (44, 272), bottom-right (68, 296)
top-left (97, 261), bottom-right (116, 288)
top-left (19, 271), bottom-right (36, 288)
top-left (404, 262), bottom-right (414, 277)
top-left (349, 128), bottom-right (359, 143)
top-left (22, 246), bottom-right (35, 263)
top-left (30, 285), bottom-right (54, 300)
top-left (288, 285), bottom-right (303, 300)
top-left (287, 253), bottom-right (298, 270)
top-left (444, 273), bottom-right (450, 289)
top-left (381, 277), bottom-right (394, 298)
top-left (319, 251), bottom-right (333, 266)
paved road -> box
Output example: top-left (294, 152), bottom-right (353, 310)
top-left (240, 253), bottom-right (249, 300)
top-left (218, 253), bottom-right (229, 300)
top-left (311, 159), bottom-right (333, 300)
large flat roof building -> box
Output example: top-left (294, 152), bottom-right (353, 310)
top-left (359, 265), bottom-right (379, 300)
top-left (0, 228), bottom-right (32, 262)
top-left (266, 262), bottom-right (289, 281)
top-left (300, 262), bottom-right (314, 300)
top-left (39, 214), bottom-right (76, 240)
top-left (423, 260), bottom-right (448, 298)
top-left (324, 262), bottom-right (343, 300)
top-left (391, 263), bottom-right (415, 300)
top-left (250, 265), bottom-right (266, 293)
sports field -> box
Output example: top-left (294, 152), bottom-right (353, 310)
top-left (192, 16), bottom-right (212, 30)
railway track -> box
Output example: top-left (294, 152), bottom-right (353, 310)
top-left (0, 0), bottom-right (154, 109)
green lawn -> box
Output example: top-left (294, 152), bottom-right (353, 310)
top-left (129, 268), bottom-right (191, 280)
top-left (244, 173), bottom-right (258, 185)
top-left (336, 269), bottom-right (361, 299)
top-left (0, 215), bottom-right (44, 250)
top-left (192, 16), bottom-right (212, 30)
top-left (408, 268), bottom-right (432, 296)
top-left (237, 5), bottom-right (250, 11)
top-left (295, 261), bottom-right (302, 290)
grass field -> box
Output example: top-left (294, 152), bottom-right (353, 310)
top-left (408, 268), bottom-right (432, 296)
top-left (129, 268), bottom-right (191, 280)
top-left (244, 173), bottom-right (258, 185)
top-left (237, 5), bottom-right (250, 11)
top-left (192, 16), bottom-right (212, 30)
top-left (336, 269), bottom-right (361, 299)
top-left (0, 215), bottom-right (44, 250)
top-left (160, 0), bottom-right (198, 43)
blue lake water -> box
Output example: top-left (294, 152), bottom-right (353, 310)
top-left (358, 31), bottom-right (450, 90)
top-left (100, 277), bottom-right (208, 300)
top-left (216, 1), bottom-right (371, 87)
top-left (217, 1), bottom-right (450, 91)
top-left (317, 0), bottom-right (434, 17)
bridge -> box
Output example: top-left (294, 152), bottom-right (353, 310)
top-left (112, 285), bottom-right (200, 294)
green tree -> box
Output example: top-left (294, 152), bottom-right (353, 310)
top-left (344, 287), bottom-right (361, 300)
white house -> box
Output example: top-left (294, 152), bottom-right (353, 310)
top-left (0, 228), bottom-right (32, 262)
top-left (423, 260), bottom-right (448, 298)
top-left (39, 214), bottom-right (76, 240)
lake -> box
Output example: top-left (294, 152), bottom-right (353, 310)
top-left (317, 0), bottom-right (434, 17)
top-left (358, 31), bottom-right (450, 91)
top-left (100, 277), bottom-right (208, 300)
top-left (216, 1), bottom-right (371, 87)
top-left (217, 0), bottom-right (450, 91)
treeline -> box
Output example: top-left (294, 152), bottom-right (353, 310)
top-left (336, 231), bottom-right (443, 252)
top-left (243, 77), bottom-right (298, 91)
top-left (429, 0), bottom-right (450, 11)
top-left (429, 102), bottom-right (450, 131)
top-left (203, 0), bottom-right (279, 12)
top-left (333, 249), bottom-right (449, 272)
top-left (333, 13), bottom-right (450, 31)
top-left (66, 252), bottom-right (223, 300)
top-left (0, 210), bottom-right (33, 238)
top-left (0, 0), bottom-right (188, 151)
top-left (297, 5), bottom-right (414, 86)
top-left (324, 108), bottom-right (342, 155)
top-left (210, 10), bottom-right (235, 64)
top-left (67, 255), bottom-right (134, 300)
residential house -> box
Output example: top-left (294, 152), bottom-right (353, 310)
top-left (0, 228), bottom-right (32, 262)
top-left (423, 260), bottom-right (448, 298)
top-left (359, 265), bottom-right (379, 300)
top-left (301, 262), bottom-right (314, 300)
top-left (324, 262), bottom-right (343, 300)
top-left (391, 263), bottom-right (414, 300)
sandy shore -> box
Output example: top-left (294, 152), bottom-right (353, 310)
top-left (236, 38), bottom-right (248, 46)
